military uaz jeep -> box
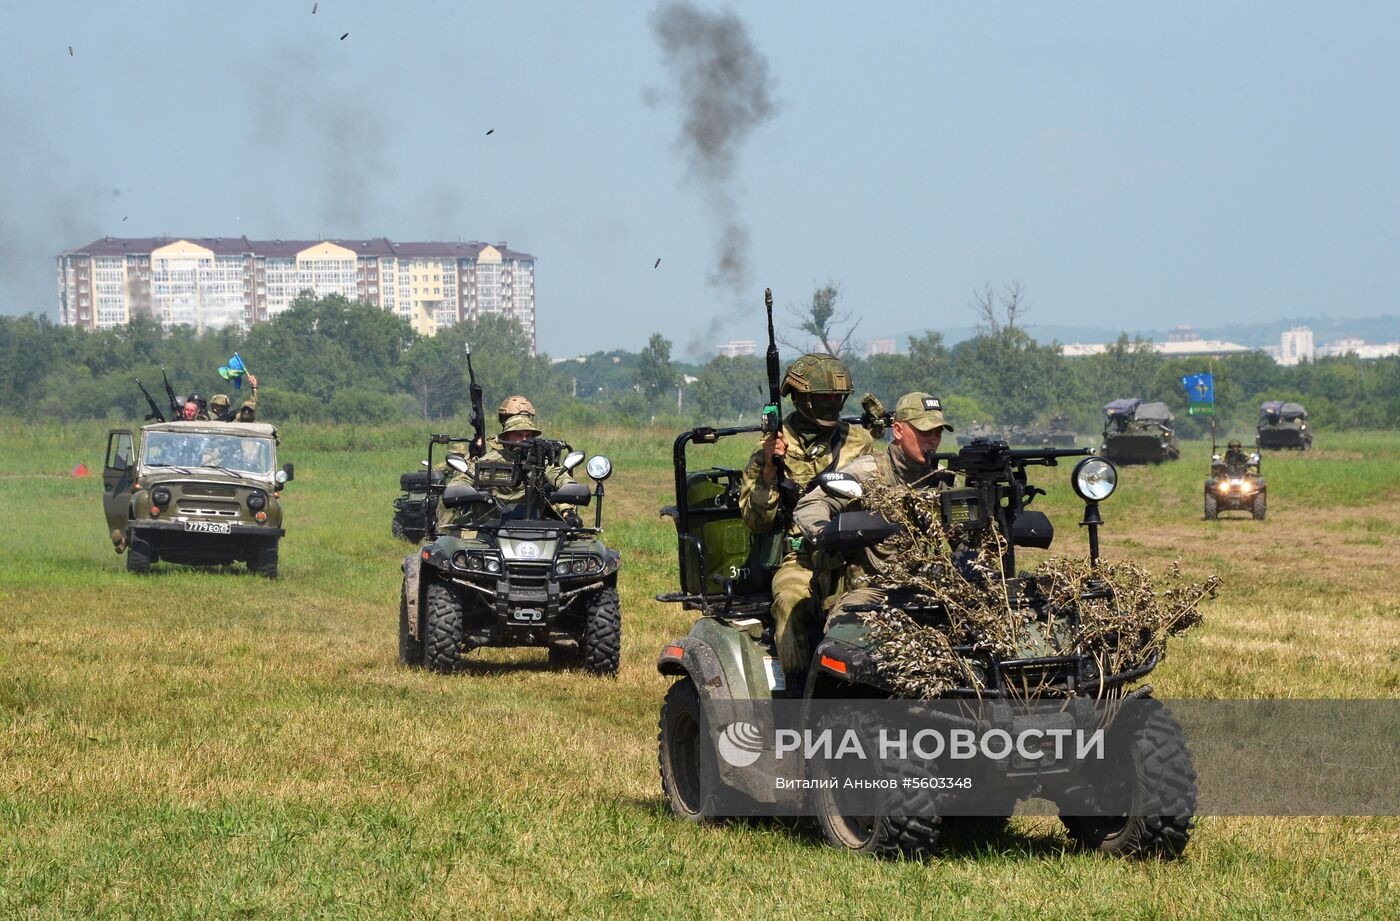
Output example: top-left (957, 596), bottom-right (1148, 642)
top-left (399, 434), bottom-right (622, 675)
top-left (656, 432), bottom-right (1197, 860)
top-left (102, 421), bottom-right (293, 577)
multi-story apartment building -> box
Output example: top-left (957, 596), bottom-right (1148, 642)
top-left (1279, 327), bottom-right (1315, 366)
top-left (57, 236), bottom-right (538, 347)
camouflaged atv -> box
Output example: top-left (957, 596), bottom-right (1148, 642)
top-left (102, 421), bottom-right (293, 577)
top-left (398, 435), bottom-right (621, 675)
top-left (656, 433), bottom-right (1197, 861)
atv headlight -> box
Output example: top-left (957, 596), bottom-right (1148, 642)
top-left (556, 561), bottom-right (571, 576)
top-left (1072, 457), bottom-right (1117, 502)
top-left (452, 550), bottom-right (470, 570)
top-left (485, 558), bottom-right (500, 574)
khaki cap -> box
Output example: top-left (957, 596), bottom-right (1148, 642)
top-left (894, 392), bottom-right (954, 433)
top-left (500, 413), bottom-right (542, 436)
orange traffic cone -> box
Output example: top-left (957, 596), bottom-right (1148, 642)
top-left (71, 462), bottom-right (89, 477)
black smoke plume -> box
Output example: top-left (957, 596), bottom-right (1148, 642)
top-left (649, 2), bottom-right (777, 356)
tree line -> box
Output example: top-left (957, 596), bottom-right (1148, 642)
top-left (2, 292), bottom-right (1397, 437)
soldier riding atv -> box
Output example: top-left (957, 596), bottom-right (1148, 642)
top-left (1257, 401), bottom-right (1312, 450)
top-left (1204, 439), bottom-right (1266, 520)
top-left (656, 431), bottom-right (1199, 860)
top-left (1100, 399), bottom-right (1180, 465)
top-left (397, 362), bottom-right (621, 675)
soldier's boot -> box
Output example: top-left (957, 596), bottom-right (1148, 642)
top-left (771, 564), bottom-right (818, 696)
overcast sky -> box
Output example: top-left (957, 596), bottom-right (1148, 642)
top-left (2, 1), bottom-right (1397, 356)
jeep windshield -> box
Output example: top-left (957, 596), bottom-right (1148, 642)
top-left (142, 431), bottom-right (275, 477)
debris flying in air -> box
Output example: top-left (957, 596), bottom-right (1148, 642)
top-left (68, 46), bottom-right (74, 56)
top-left (122, 216), bottom-right (128, 221)
top-left (654, 258), bottom-right (661, 268)
top-left (312, 2), bottom-right (318, 12)
top-left (485, 128), bottom-right (494, 136)
top-left (340, 32), bottom-right (349, 40)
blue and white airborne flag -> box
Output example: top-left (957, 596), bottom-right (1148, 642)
top-left (1182, 372), bottom-right (1214, 415)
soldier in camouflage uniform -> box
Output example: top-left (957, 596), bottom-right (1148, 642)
top-left (436, 404), bottom-right (575, 531)
top-left (793, 392), bottom-right (955, 617)
top-left (738, 353), bottom-right (876, 685)
top-left (209, 374), bottom-right (259, 422)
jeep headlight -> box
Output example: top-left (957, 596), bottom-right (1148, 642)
top-left (247, 491), bottom-right (266, 511)
top-left (151, 486), bottom-right (172, 507)
top-left (1072, 457), bottom-right (1117, 502)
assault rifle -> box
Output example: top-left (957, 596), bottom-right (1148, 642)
top-left (465, 343), bottom-right (486, 460)
top-left (761, 287), bottom-right (782, 435)
top-left (135, 378), bottom-right (166, 423)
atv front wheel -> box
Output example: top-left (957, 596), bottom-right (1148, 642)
top-left (1059, 701), bottom-right (1196, 859)
top-left (1203, 494), bottom-right (1218, 520)
top-left (580, 587), bottom-right (621, 676)
top-left (1252, 493), bottom-right (1266, 521)
top-left (423, 581), bottom-right (466, 674)
top-left (398, 577), bottom-right (424, 667)
top-left (391, 513), bottom-right (409, 541)
top-left (657, 677), bottom-right (722, 823)
top-left (126, 535), bottom-right (153, 574)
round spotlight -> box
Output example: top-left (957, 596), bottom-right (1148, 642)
top-left (556, 561), bottom-right (571, 576)
top-left (585, 455), bottom-right (613, 481)
top-left (452, 550), bottom-right (469, 569)
top-left (1072, 457), bottom-right (1118, 502)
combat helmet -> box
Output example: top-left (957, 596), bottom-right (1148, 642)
top-left (781, 353), bottom-right (854, 428)
top-left (210, 394), bottom-right (231, 413)
top-left (498, 395), bottom-right (536, 424)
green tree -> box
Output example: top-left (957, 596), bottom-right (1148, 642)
top-left (784, 282), bottom-right (859, 357)
top-left (635, 333), bottom-right (679, 400)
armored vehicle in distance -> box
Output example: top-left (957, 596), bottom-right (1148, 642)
top-left (1257, 401), bottom-right (1312, 450)
top-left (1100, 399), bottom-right (1180, 465)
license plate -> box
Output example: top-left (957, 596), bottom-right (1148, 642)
top-left (185, 520), bottom-right (232, 534)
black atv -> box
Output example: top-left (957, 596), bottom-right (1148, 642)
top-left (656, 435), bottom-right (1198, 860)
top-left (391, 463), bottom-right (439, 542)
top-left (399, 434), bottom-right (622, 675)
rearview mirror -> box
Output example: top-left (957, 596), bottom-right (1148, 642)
top-left (442, 483), bottom-right (489, 508)
top-left (562, 451), bottom-right (585, 472)
top-left (552, 482), bottom-right (592, 506)
top-left (445, 453), bottom-right (470, 474)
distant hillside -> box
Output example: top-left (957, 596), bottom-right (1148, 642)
top-left (878, 315), bottom-right (1400, 351)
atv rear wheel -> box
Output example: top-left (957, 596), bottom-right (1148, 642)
top-left (398, 577), bottom-right (424, 667)
top-left (252, 541), bottom-right (278, 579)
top-left (1060, 701), bottom-right (1196, 859)
top-left (580, 587), bottom-right (621, 676)
top-left (126, 535), bottom-right (153, 574)
top-left (658, 677), bottom-right (722, 823)
top-left (1252, 493), bottom-right (1266, 521)
top-left (423, 581), bottom-right (467, 674)
top-left (1203, 494), bottom-right (1218, 520)
top-left (391, 513), bottom-right (409, 541)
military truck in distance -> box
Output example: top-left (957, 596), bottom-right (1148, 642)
top-left (1257, 401), bottom-right (1312, 450)
top-left (392, 466), bottom-right (439, 542)
top-left (398, 435), bottom-right (622, 675)
top-left (102, 421), bottom-right (293, 577)
top-left (1100, 399), bottom-right (1180, 465)
top-left (1204, 446), bottom-right (1266, 520)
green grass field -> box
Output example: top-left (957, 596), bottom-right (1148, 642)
top-left (1, 422), bottom-right (1396, 919)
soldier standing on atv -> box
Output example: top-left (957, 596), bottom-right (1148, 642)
top-left (738, 353), bottom-right (876, 686)
top-left (436, 404), bottom-right (575, 531)
top-left (209, 374), bottom-right (259, 422)
top-left (793, 392), bottom-right (956, 617)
